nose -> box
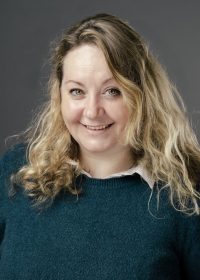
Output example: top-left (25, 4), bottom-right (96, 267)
top-left (83, 94), bottom-right (104, 119)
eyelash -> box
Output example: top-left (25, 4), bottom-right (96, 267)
top-left (68, 87), bottom-right (121, 97)
top-left (69, 88), bottom-right (83, 96)
top-left (104, 88), bottom-right (121, 96)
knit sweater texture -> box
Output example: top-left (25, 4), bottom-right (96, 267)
top-left (0, 144), bottom-right (200, 280)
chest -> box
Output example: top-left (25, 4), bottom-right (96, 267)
top-left (0, 192), bottom-right (181, 279)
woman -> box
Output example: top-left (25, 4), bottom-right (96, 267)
top-left (1, 13), bottom-right (200, 280)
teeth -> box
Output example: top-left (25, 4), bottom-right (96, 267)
top-left (85, 124), bottom-right (110, 130)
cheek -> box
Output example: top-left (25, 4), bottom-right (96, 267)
top-left (61, 99), bottom-right (82, 125)
top-left (122, 108), bottom-right (129, 124)
top-left (110, 103), bottom-right (129, 125)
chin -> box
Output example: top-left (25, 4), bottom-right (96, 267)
top-left (80, 143), bottom-right (113, 154)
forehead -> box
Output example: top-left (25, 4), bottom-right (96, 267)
top-left (62, 44), bottom-right (113, 79)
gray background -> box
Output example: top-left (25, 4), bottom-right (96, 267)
top-left (0, 0), bottom-right (200, 154)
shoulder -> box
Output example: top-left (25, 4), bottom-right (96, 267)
top-left (150, 184), bottom-right (200, 246)
top-left (0, 144), bottom-right (27, 238)
top-left (0, 143), bottom-right (27, 211)
top-left (152, 184), bottom-right (200, 236)
top-left (0, 143), bottom-right (27, 180)
top-left (148, 184), bottom-right (200, 237)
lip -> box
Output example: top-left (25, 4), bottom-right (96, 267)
top-left (81, 122), bottom-right (114, 132)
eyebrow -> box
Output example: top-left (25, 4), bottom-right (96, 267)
top-left (64, 77), bottom-right (115, 86)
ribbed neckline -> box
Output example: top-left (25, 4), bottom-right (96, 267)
top-left (76, 173), bottom-right (148, 192)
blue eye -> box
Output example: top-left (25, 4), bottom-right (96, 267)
top-left (105, 88), bottom-right (121, 96)
top-left (69, 88), bottom-right (83, 96)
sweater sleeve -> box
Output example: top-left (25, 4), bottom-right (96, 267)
top-left (178, 209), bottom-right (200, 279)
top-left (0, 143), bottom-right (27, 245)
top-left (0, 154), bottom-right (6, 245)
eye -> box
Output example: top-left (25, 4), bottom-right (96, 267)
top-left (69, 88), bottom-right (84, 96)
top-left (104, 87), bottom-right (121, 97)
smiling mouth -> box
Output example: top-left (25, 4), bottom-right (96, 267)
top-left (82, 123), bottom-right (114, 130)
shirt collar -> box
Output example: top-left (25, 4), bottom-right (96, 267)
top-left (81, 165), bottom-right (154, 189)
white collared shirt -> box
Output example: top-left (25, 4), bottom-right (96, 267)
top-left (81, 165), bottom-right (154, 189)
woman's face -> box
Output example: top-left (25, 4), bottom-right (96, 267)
top-left (60, 44), bottom-right (130, 157)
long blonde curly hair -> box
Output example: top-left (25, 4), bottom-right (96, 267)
top-left (13, 13), bottom-right (200, 213)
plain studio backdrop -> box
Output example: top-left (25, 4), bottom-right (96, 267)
top-left (0, 0), bottom-right (200, 154)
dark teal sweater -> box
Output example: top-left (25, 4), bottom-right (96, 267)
top-left (0, 144), bottom-right (200, 279)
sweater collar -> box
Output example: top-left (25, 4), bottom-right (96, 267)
top-left (81, 165), bottom-right (154, 189)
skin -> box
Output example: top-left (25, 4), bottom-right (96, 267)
top-left (60, 44), bottom-right (134, 178)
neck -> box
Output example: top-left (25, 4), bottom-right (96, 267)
top-left (80, 149), bottom-right (135, 179)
